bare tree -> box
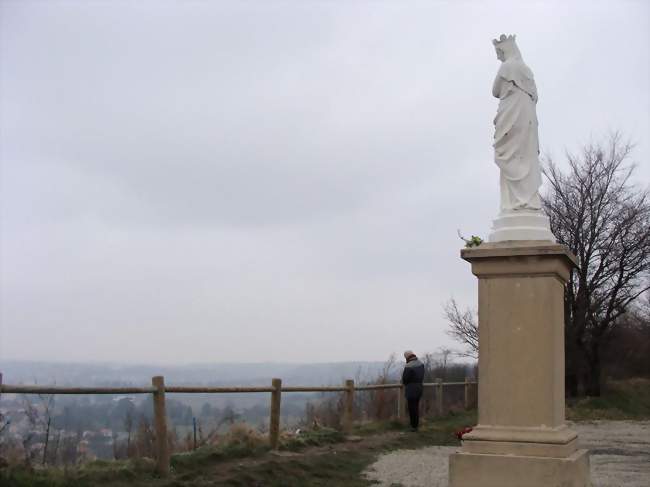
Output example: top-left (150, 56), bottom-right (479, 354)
top-left (217, 405), bottom-right (240, 429)
top-left (21, 398), bottom-right (39, 465)
top-left (443, 299), bottom-right (478, 359)
top-left (0, 375), bottom-right (9, 441)
top-left (134, 415), bottom-right (154, 458)
top-left (438, 347), bottom-right (453, 377)
top-left (40, 395), bottom-right (54, 466)
top-left (61, 434), bottom-right (79, 466)
top-left (542, 133), bottom-right (650, 396)
top-left (0, 417), bottom-right (9, 438)
top-left (601, 300), bottom-right (650, 379)
top-left (124, 408), bottom-right (133, 457)
top-left (51, 430), bottom-right (61, 465)
top-left (366, 354), bottom-right (397, 420)
top-left (0, 376), bottom-right (11, 461)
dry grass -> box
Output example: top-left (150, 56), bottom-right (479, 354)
top-left (567, 378), bottom-right (650, 421)
top-left (222, 423), bottom-right (267, 450)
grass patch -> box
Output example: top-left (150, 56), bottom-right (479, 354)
top-left (212, 450), bottom-right (378, 487)
top-left (172, 423), bottom-right (270, 473)
top-left (567, 378), bottom-right (650, 421)
top-left (172, 426), bottom-right (344, 472)
top-left (386, 410), bottom-right (475, 451)
top-left (0, 458), bottom-right (156, 487)
top-left (280, 427), bottom-right (345, 451)
top-left (171, 442), bottom-right (269, 470)
top-left (353, 419), bottom-right (404, 436)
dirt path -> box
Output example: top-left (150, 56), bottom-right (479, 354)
top-left (363, 421), bottom-right (650, 487)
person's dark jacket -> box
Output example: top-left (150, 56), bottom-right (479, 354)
top-left (401, 356), bottom-right (425, 400)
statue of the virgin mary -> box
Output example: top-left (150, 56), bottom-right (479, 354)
top-left (489, 34), bottom-right (554, 242)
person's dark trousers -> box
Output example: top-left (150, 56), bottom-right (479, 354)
top-left (407, 397), bottom-right (420, 430)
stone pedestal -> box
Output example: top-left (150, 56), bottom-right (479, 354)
top-left (448, 241), bottom-right (591, 487)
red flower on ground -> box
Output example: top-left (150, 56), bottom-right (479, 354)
top-left (454, 426), bottom-right (473, 440)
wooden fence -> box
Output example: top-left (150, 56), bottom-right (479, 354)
top-left (0, 373), bottom-right (477, 477)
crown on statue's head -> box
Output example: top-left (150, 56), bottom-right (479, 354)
top-left (492, 34), bottom-right (516, 47)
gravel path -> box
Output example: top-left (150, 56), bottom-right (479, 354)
top-left (577, 421), bottom-right (650, 487)
top-left (363, 421), bottom-right (650, 487)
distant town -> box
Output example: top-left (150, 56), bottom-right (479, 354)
top-left (2, 358), bottom-right (459, 463)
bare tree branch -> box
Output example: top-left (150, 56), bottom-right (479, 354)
top-left (443, 299), bottom-right (478, 358)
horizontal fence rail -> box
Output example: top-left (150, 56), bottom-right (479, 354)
top-left (165, 386), bottom-right (275, 393)
top-left (0, 385), bottom-right (157, 394)
top-left (280, 385), bottom-right (349, 392)
top-left (0, 373), bottom-right (477, 477)
top-left (0, 383), bottom-right (477, 395)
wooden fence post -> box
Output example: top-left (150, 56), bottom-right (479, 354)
top-left (269, 378), bottom-right (282, 449)
top-left (464, 377), bottom-right (470, 410)
top-left (152, 376), bottom-right (170, 477)
top-left (342, 379), bottom-right (354, 434)
top-left (397, 385), bottom-right (404, 421)
top-left (436, 378), bottom-right (443, 416)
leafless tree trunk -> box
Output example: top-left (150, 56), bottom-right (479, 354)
top-left (124, 409), bottom-right (133, 457)
top-left (42, 416), bottom-right (51, 466)
top-left (51, 430), bottom-right (61, 465)
top-left (542, 133), bottom-right (650, 396)
top-left (135, 415), bottom-right (154, 458)
top-left (61, 434), bottom-right (79, 466)
top-left (0, 374), bottom-right (8, 441)
top-left (39, 394), bottom-right (55, 465)
top-left (368, 354), bottom-right (396, 420)
top-left (22, 398), bottom-right (39, 465)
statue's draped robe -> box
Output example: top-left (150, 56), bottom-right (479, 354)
top-left (493, 58), bottom-right (542, 211)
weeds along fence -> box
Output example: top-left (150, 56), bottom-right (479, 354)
top-left (0, 373), bottom-right (477, 477)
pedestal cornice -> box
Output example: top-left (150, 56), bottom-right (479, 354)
top-left (461, 241), bottom-right (578, 266)
top-left (460, 241), bottom-right (578, 282)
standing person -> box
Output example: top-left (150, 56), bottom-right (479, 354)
top-left (401, 350), bottom-right (425, 431)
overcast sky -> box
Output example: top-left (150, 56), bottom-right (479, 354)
top-left (1, 0), bottom-right (648, 365)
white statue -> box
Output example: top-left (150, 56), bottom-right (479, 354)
top-left (489, 34), bottom-right (554, 242)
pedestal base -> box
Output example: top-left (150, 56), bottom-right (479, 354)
top-left (462, 424), bottom-right (577, 457)
top-left (489, 210), bottom-right (555, 242)
top-left (449, 449), bottom-right (591, 487)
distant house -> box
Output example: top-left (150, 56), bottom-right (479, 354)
top-left (80, 429), bottom-right (114, 459)
top-left (77, 439), bottom-right (96, 461)
top-left (112, 396), bottom-right (135, 403)
top-left (99, 428), bottom-right (113, 438)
